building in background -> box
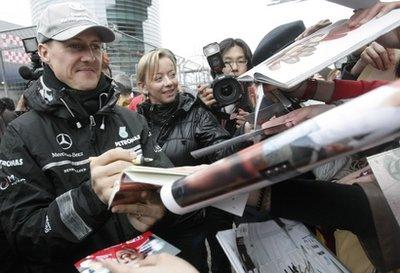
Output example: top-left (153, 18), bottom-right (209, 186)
top-left (0, 0), bottom-right (208, 100)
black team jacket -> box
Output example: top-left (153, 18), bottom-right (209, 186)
top-left (0, 75), bottom-right (172, 273)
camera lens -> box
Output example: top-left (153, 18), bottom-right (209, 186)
top-left (212, 76), bottom-right (242, 107)
top-left (221, 84), bottom-right (233, 97)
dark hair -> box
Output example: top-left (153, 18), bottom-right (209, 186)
top-left (219, 38), bottom-right (253, 70)
top-left (0, 97), bottom-right (15, 114)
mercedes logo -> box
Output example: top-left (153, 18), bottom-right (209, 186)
top-left (56, 133), bottom-right (73, 150)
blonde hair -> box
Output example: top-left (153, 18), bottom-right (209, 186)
top-left (136, 48), bottom-right (177, 93)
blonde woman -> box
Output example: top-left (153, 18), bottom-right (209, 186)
top-left (132, 48), bottom-right (239, 273)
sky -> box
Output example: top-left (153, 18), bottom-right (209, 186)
top-left (159, 0), bottom-right (352, 63)
top-left (0, 0), bottom-right (353, 63)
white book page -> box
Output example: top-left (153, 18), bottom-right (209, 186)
top-left (239, 9), bottom-right (400, 88)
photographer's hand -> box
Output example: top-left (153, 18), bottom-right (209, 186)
top-left (197, 84), bottom-right (216, 107)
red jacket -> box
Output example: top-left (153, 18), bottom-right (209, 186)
top-left (329, 80), bottom-right (389, 103)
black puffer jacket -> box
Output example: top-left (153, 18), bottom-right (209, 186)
top-left (138, 92), bottom-right (233, 166)
top-left (0, 76), bottom-right (172, 273)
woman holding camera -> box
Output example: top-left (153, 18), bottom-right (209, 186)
top-left (133, 48), bottom-right (241, 273)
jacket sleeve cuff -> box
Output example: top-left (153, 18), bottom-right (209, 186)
top-left (55, 180), bottom-right (111, 241)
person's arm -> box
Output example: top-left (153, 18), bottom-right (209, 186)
top-left (194, 106), bottom-right (241, 162)
top-left (280, 78), bottom-right (389, 103)
top-left (261, 104), bottom-right (336, 135)
top-left (349, 1), bottom-right (400, 28)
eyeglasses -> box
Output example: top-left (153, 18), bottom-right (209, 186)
top-left (223, 59), bottom-right (248, 69)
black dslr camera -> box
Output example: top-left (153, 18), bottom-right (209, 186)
top-left (203, 42), bottom-right (243, 107)
top-left (19, 37), bottom-right (43, 81)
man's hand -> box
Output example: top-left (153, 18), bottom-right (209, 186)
top-left (197, 84), bottom-right (216, 107)
top-left (261, 104), bottom-right (335, 135)
top-left (90, 148), bottom-right (137, 204)
top-left (101, 253), bottom-right (200, 273)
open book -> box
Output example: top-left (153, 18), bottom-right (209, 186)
top-left (238, 9), bottom-right (400, 89)
top-left (217, 219), bottom-right (350, 273)
top-left (109, 165), bottom-right (249, 216)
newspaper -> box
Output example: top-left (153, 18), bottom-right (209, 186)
top-left (160, 80), bottom-right (400, 215)
top-left (367, 147), bottom-right (400, 227)
top-left (217, 219), bottom-right (350, 273)
top-left (238, 9), bottom-right (400, 89)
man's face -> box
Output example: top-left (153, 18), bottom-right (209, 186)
top-left (38, 29), bottom-right (103, 91)
top-left (222, 45), bottom-right (249, 77)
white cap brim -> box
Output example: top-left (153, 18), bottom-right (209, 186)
top-left (52, 24), bottom-right (115, 43)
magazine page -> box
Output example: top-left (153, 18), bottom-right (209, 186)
top-left (326, 0), bottom-right (378, 9)
top-left (234, 219), bottom-right (350, 273)
top-left (367, 147), bottom-right (400, 227)
top-left (110, 165), bottom-right (249, 216)
top-left (74, 231), bottom-right (180, 273)
top-left (160, 80), bottom-right (400, 215)
top-left (108, 166), bottom-right (189, 208)
top-left (238, 9), bottom-right (400, 89)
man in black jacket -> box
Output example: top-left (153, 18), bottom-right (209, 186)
top-left (0, 2), bottom-right (172, 273)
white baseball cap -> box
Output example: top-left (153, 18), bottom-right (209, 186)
top-left (37, 2), bottom-right (115, 43)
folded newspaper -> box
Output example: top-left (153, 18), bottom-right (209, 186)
top-left (216, 219), bottom-right (350, 273)
top-left (238, 9), bottom-right (400, 89)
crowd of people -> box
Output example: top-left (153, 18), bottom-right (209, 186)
top-left (1, 1), bottom-right (400, 273)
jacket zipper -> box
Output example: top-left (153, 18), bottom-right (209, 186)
top-left (89, 115), bottom-right (97, 148)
